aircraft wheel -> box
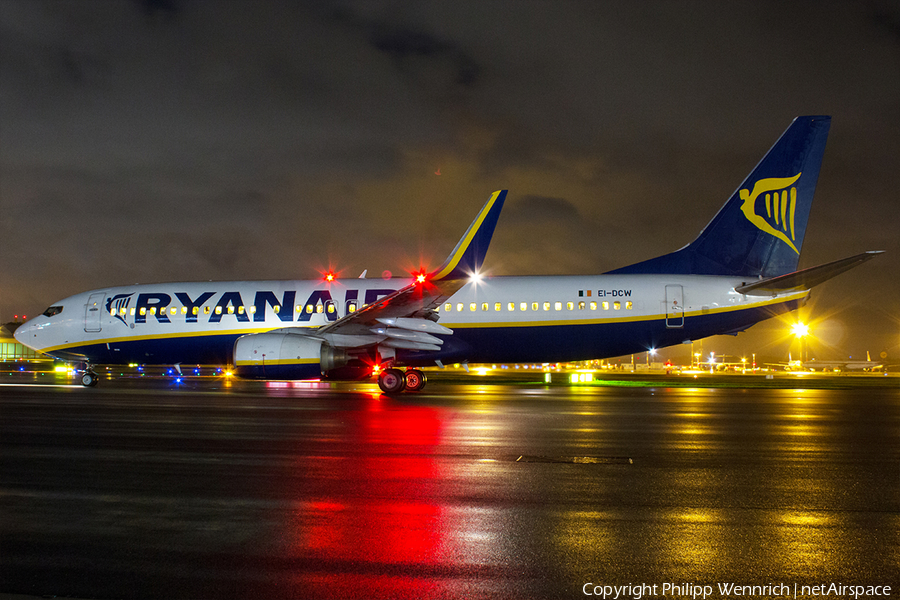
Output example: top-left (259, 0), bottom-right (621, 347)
top-left (378, 368), bottom-right (406, 394)
top-left (81, 371), bottom-right (98, 387)
top-left (404, 369), bottom-right (426, 392)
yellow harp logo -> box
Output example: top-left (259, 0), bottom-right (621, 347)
top-left (739, 173), bottom-right (802, 254)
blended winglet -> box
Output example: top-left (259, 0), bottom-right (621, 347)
top-left (431, 190), bottom-right (507, 281)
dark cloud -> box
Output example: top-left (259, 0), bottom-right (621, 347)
top-left (504, 195), bottom-right (581, 225)
top-left (137, 0), bottom-right (182, 20)
top-left (366, 25), bottom-right (481, 88)
top-left (1, 0), bottom-right (898, 359)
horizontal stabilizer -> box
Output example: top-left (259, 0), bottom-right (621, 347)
top-left (735, 251), bottom-right (883, 295)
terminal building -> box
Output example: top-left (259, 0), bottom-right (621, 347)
top-left (0, 323), bottom-right (45, 362)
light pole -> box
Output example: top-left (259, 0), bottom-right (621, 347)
top-left (792, 322), bottom-right (809, 365)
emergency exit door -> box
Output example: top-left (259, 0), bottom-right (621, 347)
top-left (665, 285), bottom-right (684, 328)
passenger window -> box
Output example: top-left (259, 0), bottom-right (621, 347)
top-left (192, 307), bottom-right (199, 316)
top-left (445, 303), bottom-right (452, 312)
top-left (507, 302), bottom-right (515, 311)
top-left (543, 302), bottom-right (550, 311)
top-left (590, 302), bottom-right (597, 310)
top-left (470, 303), bottom-right (476, 312)
top-left (249, 306), bottom-right (257, 314)
top-left (457, 303), bottom-right (464, 312)
top-left (481, 302), bottom-right (488, 311)
top-left (181, 306), bottom-right (188, 315)
top-left (494, 302), bottom-right (501, 311)
top-left (215, 306), bottom-right (223, 315)
top-left (555, 302), bottom-right (562, 311)
top-left (228, 306), bottom-right (235, 314)
top-left (520, 302), bottom-right (527, 311)
top-left (602, 302), bottom-right (609, 310)
top-left (566, 302), bottom-right (573, 310)
top-left (204, 306), bottom-right (211, 315)
top-left (578, 302), bottom-right (585, 310)
top-left (170, 307), bottom-right (177, 316)
top-left (348, 302), bottom-right (357, 313)
top-left (306, 305), bottom-right (314, 314)
top-left (531, 302), bottom-right (538, 311)
top-left (614, 301), bottom-right (621, 310)
top-left (626, 301), bottom-right (633, 310)
top-left (140, 307), bottom-right (147, 316)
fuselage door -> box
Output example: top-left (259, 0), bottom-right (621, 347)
top-left (84, 292), bottom-right (105, 333)
top-left (665, 284), bottom-right (684, 328)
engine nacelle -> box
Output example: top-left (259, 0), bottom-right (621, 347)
top-left (233, 332), bottom-right (348, 380)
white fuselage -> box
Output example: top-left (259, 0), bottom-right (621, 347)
top-left (16, 274), bottom-right (807, 367)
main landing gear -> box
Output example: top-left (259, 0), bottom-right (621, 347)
top-left (377, 368), bottom-right (427, 394)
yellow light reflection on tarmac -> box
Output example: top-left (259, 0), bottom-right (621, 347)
top-left (773, 510), bottom-right (836, 575)
top-left (662, 508), bottom-right (726, 573)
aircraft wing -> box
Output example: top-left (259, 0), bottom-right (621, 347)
top-left (315, 190), bottom-right (507, 344)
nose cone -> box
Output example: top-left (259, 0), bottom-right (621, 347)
top-left (13, 319), bottom-right (34, 347)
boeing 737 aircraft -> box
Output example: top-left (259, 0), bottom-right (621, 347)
top-left (16, 116), bottom-right (882, 392)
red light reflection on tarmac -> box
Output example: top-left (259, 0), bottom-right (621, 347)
top-left (284, 395), bottom-right (457, 599)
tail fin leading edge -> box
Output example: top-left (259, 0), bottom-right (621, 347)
top-left (609, 116), bottom-right (832, 277)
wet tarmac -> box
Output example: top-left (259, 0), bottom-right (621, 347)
top-left (1, 376), bottom-right (898, 599)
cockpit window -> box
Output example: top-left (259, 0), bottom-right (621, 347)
top-left (42, 306), bottom-right (63, 317)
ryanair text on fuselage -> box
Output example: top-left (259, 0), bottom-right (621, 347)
top-left (107, 289), bottom-right (397, 326)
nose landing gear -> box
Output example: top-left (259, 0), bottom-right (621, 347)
top-left (77, 362), bottom-right (99, 387)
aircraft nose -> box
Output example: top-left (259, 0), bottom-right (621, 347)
top-left (13, 318), bottom-right (38, 348)
top-left (13, 321), bottom-right (30, 344)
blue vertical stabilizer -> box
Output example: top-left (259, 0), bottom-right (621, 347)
top-left (608, 116), bottom-right (831, 277)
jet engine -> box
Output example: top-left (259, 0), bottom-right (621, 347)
top-left (233, 332), bottom-right (348, 380)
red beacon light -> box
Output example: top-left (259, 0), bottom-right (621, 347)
top-left (323, 271), bottom-right (336, 283)
top-left (413, 268), bottom-right (429, 284)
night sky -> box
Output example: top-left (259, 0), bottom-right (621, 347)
top-left (2, 1), bottom-right (899, 363)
